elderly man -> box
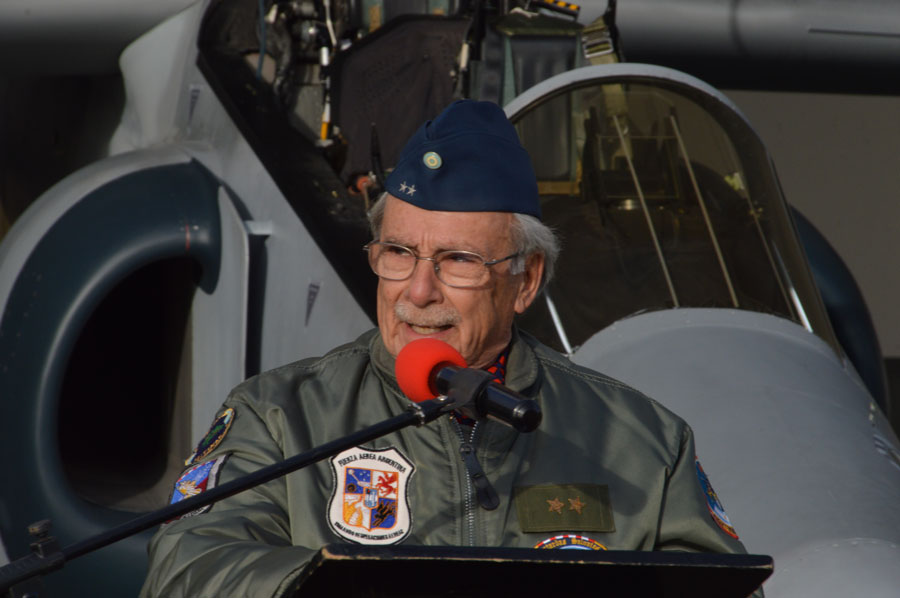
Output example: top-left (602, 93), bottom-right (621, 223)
top-left (141, 100), bottom-right (749, 597)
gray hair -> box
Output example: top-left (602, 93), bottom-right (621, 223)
top-left (367, 193), bottom-right (559, 291)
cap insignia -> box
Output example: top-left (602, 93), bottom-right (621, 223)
top-left (423, 151), bottom-right (442, 169)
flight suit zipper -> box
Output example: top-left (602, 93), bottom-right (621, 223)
top-left (452, 418), bottom-right (499, 546)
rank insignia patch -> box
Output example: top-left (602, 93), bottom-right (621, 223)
top-left (535, 534), bottom-right (607, 550)
top-left (695, 458), bottom-right (739, 539)
top-left (398, 181), bottom-right (417, 197)
top-left (514, 483), bottom-right (615, 533)
top-left (328, 446), bottom-right (415, 545)
top-left (170, 454), bottom-right (228, 518)
top-left (185, 407), bottom-right (235, 466)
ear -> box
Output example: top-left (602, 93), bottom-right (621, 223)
top-left (514, 253), bottom-right (545, 314)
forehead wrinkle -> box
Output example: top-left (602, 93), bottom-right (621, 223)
top-left (381, 199), bottom-right (514, 257)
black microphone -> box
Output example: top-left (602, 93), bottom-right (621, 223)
top-left (395, 338), bottom-right (542, 433)
top-left (435, 365), bottom-right (542, 432)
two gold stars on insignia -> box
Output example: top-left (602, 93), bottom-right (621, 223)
top-left (547, 496), bottom-right (586, 515)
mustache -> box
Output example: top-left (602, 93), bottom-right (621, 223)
top-left (394, 303), bottom-right (461, 327)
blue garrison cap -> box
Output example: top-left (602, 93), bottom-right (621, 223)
top-left (385, 100), bottom-right (541, 219)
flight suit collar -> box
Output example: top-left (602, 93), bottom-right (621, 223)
top-left (368, 331), bottom-right (403, 402)
top-left (503, 327), bottom-right (541, 395)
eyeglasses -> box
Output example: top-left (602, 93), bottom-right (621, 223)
top-left (363, 241), bottom-right (519, 288)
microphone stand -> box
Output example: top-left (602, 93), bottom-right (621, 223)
top-left (0, 397), bottom-right (452, 596)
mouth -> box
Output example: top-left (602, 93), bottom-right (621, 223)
top-left (408, 323), bottom-right (453, 335)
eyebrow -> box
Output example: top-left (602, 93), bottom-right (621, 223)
top-left (381, 237), bottom-right (489, 256)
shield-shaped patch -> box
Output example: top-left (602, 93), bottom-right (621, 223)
top-left (695, 457), bottom-right (739, 539)
top-left (169, 454), bottom-right (229, 519)
top-left (328, 446), bottom-right (415, 545)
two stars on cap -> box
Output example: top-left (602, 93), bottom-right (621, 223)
top-left (399, 181), bottom-right (417, 197)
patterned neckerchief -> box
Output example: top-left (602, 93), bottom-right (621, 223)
top-left (452, 346), bottom-right (510, 426)
top-left (484, 349), bottom-right (509, 385)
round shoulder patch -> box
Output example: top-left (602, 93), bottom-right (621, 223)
top-left (185, 407), bottom-right (235, 466)
top-left (534, 534), bottom-right (607, 550)
top-left (328, 446), bottom-right (415, 545)
top-left (695, 458), bottom-right (739, 539)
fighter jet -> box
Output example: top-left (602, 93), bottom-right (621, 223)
top-left (1, 1), bottom-right (898, 596)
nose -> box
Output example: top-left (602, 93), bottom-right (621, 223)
top-left (405, 257), bottom-right (443, 307)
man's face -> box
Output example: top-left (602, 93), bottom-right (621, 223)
top-left (376, 195), bottom-right (543, 369)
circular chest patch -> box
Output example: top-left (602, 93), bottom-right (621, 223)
top-left (534, 534), bottom-right (607, 550)
top-left (328, 446), bottom-right (415, 545)
top-left (422, 151), bottom-right (442, 169)
top-left (185, 407), bottom-right (235, 466)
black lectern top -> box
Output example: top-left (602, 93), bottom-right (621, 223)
top-left (289, 544), bottom-right (772, 598)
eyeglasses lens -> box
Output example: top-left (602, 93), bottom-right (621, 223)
top-left (369, 244), bottom-right (489, 288)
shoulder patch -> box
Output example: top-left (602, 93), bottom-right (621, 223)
top-left (170, 454), bottom-right (229, 518)
top-left (185, 407), bottom-right (235, 466)
top-left (328, 446), bottom-right (415, 545)
top-left (534, 534), bottom-right (607, 550)
top-left (695, 458), bottom-right (739, 539)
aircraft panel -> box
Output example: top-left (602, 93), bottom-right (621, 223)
top-left (573, 308), bottom-right (900, 595)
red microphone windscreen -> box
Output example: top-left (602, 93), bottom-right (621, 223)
top-left (395, 338), bottom-right (467, 402)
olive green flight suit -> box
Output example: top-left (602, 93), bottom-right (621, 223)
top-left (141, 329), bottom-right (752, 597)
